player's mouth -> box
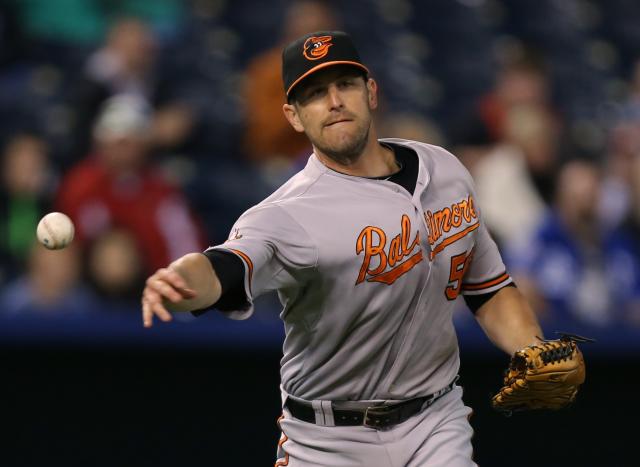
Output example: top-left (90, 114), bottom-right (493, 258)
top-left (324, 118), bottom-right (353, 127)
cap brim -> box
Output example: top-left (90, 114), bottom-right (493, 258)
top-left (286, 61), bottom-right (370, 97)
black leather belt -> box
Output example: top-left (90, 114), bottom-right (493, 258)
top-left (285, 379), bottom-right (457, 429)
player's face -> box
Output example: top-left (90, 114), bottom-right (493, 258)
top-left (283, 66), bottom-right (378, 165)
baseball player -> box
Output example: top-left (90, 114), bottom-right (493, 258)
top-left (141, 31), bottom-right (545, 466)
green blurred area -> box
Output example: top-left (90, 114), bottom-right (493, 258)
top-left (9, 0), bottom-right (185, 45)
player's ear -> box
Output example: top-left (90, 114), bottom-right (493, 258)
top-left (283, 103), bottom-right (305, 133)
top-left (366, 78), bottom-right (378, 111)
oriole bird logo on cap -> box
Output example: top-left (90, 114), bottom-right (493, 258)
top-left (303, 35), bottom-right (333, 60)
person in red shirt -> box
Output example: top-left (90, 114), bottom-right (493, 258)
top-left (56, 95), bottom-right (205, 274)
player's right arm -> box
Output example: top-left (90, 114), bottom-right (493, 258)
top-left (141, 203), bottom-right (317, 327)
top-left (142, 252), bottom-right (221, 328)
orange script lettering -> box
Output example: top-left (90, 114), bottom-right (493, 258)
top-left (356, 214), bottom-right (423, 285)
top-left (425, 195), bottom-right (477, 246)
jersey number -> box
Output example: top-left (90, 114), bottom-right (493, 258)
top-left (444, 250), bottom-right (473, 301)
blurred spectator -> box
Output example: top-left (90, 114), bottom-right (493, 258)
top-left (621, 57), bottom-right (640, 122)
top-left (86, 229), bottom-right (145, 307)
top-left (56, 94), bottom-right (205, 274)
top-left (605, 154), bottom-right (640, 326)
top-left (0, 133), bottom-right (55, 283)
top-left (507, 160), bottom-right (633, 328)
top-left (241, 0), bottom-right (339, 167)
top-left (378, 112), bottom-right (445, 147)
top-left (0, 242), bottom-right (95, 315)
top-left (456, 49), bottom-right (561, 219)
top-left (471, 105), bottom-right (558, 249)
top-left (599, 120), bottom-right (640, 228)
top-left (476, 49), bottom-right (554, 143)
top-left (69, 17), bottom-right (194, 165)
top-left (600, 61), bottom-right (640, 228)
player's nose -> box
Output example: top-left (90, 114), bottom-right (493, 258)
top-left (327, 84), bottom-right (344, 110)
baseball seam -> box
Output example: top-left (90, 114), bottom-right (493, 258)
top-left (43, 218), bottom-right (61, 248)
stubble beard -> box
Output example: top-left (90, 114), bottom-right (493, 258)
top-left (311, 119), bottom-right (371, 166)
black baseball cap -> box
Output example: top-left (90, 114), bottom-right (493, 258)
top-left (282, 31), bottom-right (369, 98)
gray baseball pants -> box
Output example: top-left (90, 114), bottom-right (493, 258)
top-left (275, 386), bottom-right (476, 467)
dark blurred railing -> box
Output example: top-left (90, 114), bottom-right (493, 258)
top-left (2, 304), bottom-right (638, 356)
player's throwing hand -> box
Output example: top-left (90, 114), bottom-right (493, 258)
top-left (141, 268), bottom-right (197, 328)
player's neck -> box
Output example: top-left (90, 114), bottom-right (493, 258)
top-left (315, 130), bottom-right (397, 178)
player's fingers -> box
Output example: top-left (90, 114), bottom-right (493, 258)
top-left (143, 287), bottom-right (164, 309)
top-left (157, 268), bottom-right (197, 298)
top-left (150, 299), bottom-right (173, 322)
top-left (142, 298), bottom-right (154, 328)
top-left (143, 288), bottom-right (173, 321)
top-left (149, 278), bottom-right (184, 303)
top-left (142, 288), bottom-right (172, 322)
top-left (177, 286), bottom-right (197, 299)
top-left (150, 269), bottom-right (197, 300)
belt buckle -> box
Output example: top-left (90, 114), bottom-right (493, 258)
top-left (363, 404), bottom-right (393, 429)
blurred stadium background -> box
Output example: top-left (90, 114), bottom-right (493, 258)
top-left (0, 0), bottom-right (638, 465)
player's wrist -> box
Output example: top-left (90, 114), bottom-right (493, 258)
top-left (168, 253), bottom-right (221, 310)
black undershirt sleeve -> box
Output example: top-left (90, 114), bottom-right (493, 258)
top-left (191, 250), bottom-right (248, 316)
top-left (463, 282), bottom-right (516, 314)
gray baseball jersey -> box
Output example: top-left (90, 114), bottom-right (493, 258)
top-left (207, 138), bottom-right (511, 402)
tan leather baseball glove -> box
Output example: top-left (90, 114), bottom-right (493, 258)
top-left (491, 333), bottom-right (594, 414)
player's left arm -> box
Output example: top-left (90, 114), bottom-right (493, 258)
top-left (448, 159), bottom-right (545, 354)
top-left (473, 285), bottom-right (544, 355)
top-left (458, 198), bottom-right (543, 354)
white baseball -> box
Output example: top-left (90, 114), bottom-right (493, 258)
top-left (37, 212), bottom-right (75, 250)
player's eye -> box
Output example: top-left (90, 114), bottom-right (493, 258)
top-left (304, 87), bottom-right (324, 100)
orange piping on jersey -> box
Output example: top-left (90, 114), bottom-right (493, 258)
top-left (275, 415), bottom-right (290, 467)
top-left (462, 272), bottom-right (510, 291)
top-left (430, 222), bottom-right (480, 259)
top-left (228, 248), bottom-right (254, 291)
top-left (367, 250), bottom-right (423, 285)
